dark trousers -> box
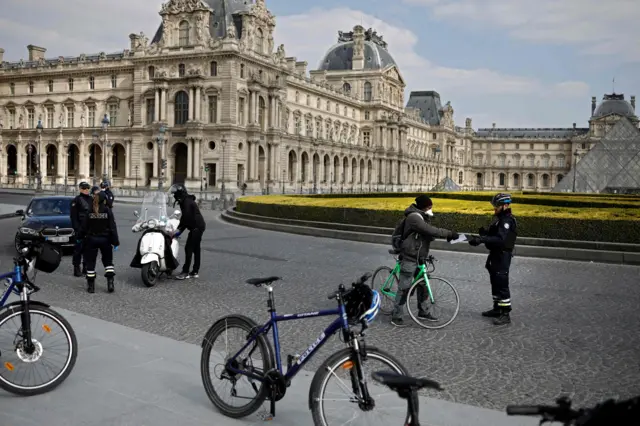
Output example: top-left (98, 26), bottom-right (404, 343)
top-left (72, 239), bottom-right (85, 270)
top-left (83, 236), bottom-right (115, 280)
top-left (182, 228), bottom-right (203, 274)
top-left (486, 251), bottom-right (512, 312)
top-left (392, 259), bottom-right (429, 319)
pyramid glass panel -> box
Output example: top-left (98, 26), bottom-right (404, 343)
top-left (431, 176), bottom-right (461, 191)
top-left (552, 118), bottom-right (640, 194)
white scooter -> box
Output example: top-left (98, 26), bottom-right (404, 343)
top-left (130, 191), bottom-right (181, 287)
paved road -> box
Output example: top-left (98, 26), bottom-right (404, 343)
top-left (1, 194), bottom-right (639, 412)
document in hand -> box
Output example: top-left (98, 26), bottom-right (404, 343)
top-left (449, 233), bottom-right (468, 244)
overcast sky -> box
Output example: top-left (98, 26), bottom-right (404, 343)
top-left (1, 0), bottom-right (638, 129)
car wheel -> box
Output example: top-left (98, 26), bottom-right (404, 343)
top-left (14, 233), bottom-right (23, 253)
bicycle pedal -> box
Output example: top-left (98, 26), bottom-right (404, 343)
top-left (258, 412), bottom-right (274, 421)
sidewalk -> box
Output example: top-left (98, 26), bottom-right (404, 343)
top-left (0, 204), bottom-right (23, 218)
top-left (0, 307), bottom-right (537, 426)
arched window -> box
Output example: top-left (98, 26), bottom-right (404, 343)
top-left (179, 21), bottom-right (189, 46)
top-left (255, 28), bottom-right (264, 53)
top-left (364, 82), bottom-right (372, 101)
top-left (178, 64), bottom-right (185, 77)
top-left (343, 82), bottom-right (351, 95)
top-left (174, 91), bottom-right (189, 125)
top-left (210, 61), bottom-right (217, 76)
top-left (542, 174), bottom-right (549, 187)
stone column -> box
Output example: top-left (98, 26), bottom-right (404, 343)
top-left (187, 138), bottom-right (193, 179)
top-left (193, 138), bottom-right (200, 179)
top-left (195, 87), bottom-right (201, 122)
top-left (154, 89), bottom-right (160, 122)
top-left (251, 141), bottom-right (259, 180)
top-left (152, 142), bottom-right (158, 178)
top-left (125, 140), bottom-right (131, 178)
top-left (56, 143), bottom-right (64, 178)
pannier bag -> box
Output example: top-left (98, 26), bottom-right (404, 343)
top-left (34, 242), bottom-right (62, 273)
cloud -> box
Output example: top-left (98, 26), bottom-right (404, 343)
top-left (404, 0), bottom-right (640, 62)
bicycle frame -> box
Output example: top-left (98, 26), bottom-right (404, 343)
top-left (226, 287), bottom-right (350, 383)
top-left (380, 258), bottom-right (433, 301)
top-left (0, 264), bottom-right (23, 307)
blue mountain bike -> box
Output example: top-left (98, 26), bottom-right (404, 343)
top-left (200, 273), bottom-right (414, 426)
top-left (0, 229), bottom-right (77, 395)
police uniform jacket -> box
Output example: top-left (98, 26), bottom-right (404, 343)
top-left (103, 189), bottom-right (115, 208)
top-left (78, 200), bottom-right (120, 246)
top-left (482, 210), bottom-right (517, 252)
top-left (70, 193), bottom-right (92, 234)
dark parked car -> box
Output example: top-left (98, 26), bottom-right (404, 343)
top-left (15, 196), bottom-right (75, 252)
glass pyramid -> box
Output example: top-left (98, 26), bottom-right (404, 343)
top-left (431, 176), bottom-right (461, 192)
top-left (552, 118), bottom-right (640, 194)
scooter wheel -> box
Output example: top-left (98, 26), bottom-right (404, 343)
top-left (141, 262), bottom-right (159, 287)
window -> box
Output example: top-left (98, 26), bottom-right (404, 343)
top-left (148, 66), bottom-right (155, 79)
top-left (326, 101), bottom-right (331, 112)
top-left (363, 82), bottom-right (372, 101)
top-left (255, 28), bottom-right (264, 53)
top-left (237, 97), bottom-right (245, 125)
top-left (544, 143), bottom-right (549, 150)
top-left (342, 82), bottom-right (351, 95)
top-left (46, 107), bottom-right (54, 128)
top-left (146, 99), bottom-right (154, 124)
top-left (515, 143), bottom-right (520, 149)
top-left (88, 106), bottom-right (96, 127)
top-left (89, 76), bottom-right (95, 90)
top-left (28, 81), bottom-right (34, 94)
top-left (528, 155), bottom-right (534, 166)
top-left (325, 122), bottom-right (330, 139)
top-left (179, 21), bottom-right (189, 46)
top-left (542, 174), bottom-right (549, 187)
top-left (316, 98), bottom-right (321, 108)
top-left (335, 104), bottom-right (339, 113)
top-left (9, 109), bottom-right (15, 128)
top-left (306, 94), bottom-right (310, 106)
top-left (499, 173), bottom-right (505, 186)
top-left (10, 83), bottom-right (15, 95)
top-left (111, 74), bottom-right (117, 88)
top-left (581, 143), bottom-right (586, 149)
top-left (432, 133), bottom-right (437, 140)
top-left (108, 104), bottom-right (117, 126)
top-left (68, 78), bottom-right (74, 91)
top-left (210, 61), bottom-right (217, 76)
top-left (67, 106), bottom-right (75, 128)
top-left (499, 155), bottom-right (505, 167)
top-left (258, 97), bottom-right (266, 130)
top-left (527, 174), bottom-right (534, 187)
top-left (529, 143), bottom-right (534, 149)
top-left (458, 171), bottom-right (463, 185)
top-left (295, 91), bottom-right (299, 102)
top-left (542, 156), bottom-right (550, 167)
top-left (208, 96), bottom-right (217, 123)
top-left (178, 64), bottom-right (185, 77)
top-left (240, 63), bottom-right (245, 78)
top-left (48, 80), bottom-right (53, 92)
top-left (294, 115), bottom-right (301, 134)
top-left (363, 131), bottom-right (371, 147)
top-left (27, 108), bottom-right (35, 128)
top-left (175, 91), bottom-right (189, 125)
top-left (365, 111), bottom-right (370, 120)
top-left (305, 117), bottom-right (312, 135)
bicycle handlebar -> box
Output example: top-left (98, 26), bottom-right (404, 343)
top-left (327, 272), bottom-right (372, 300)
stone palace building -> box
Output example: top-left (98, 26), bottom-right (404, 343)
top-left (0, 0), bottom-right (638, 193)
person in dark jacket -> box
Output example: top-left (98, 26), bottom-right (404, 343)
top-left (391, 195), bottom-right (458, 327)
top-left (100, 180), bottom-right (114, 208)
top-left (169, 184), bottom-right (205, 280)
top-left (79, 191), bottom-right (120, 293)
top-left (70, 181), bottom-right (92, 277)
top-left (468, 193), bottom-right (517, 325)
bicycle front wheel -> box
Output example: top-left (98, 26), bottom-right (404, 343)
top-left (371, 266), bottom-right (398, 315)
top-left (309, 346), bottom-right (413, 426)
top-left (0, 305), bottom-right (77, 395)
top-left (407, 277), bottom-right (460, 329)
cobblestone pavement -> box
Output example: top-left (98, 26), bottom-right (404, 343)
top-left (1, 195), bottom-right (639, 412)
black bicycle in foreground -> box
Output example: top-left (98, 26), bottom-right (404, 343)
top-left (372, 371), bottom-right (639, 426)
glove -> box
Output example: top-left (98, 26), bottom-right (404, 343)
top-left (113, 245), bottom-right (119, 251)
top-left (469, 236), bottom-right (482, 246)
top-left (174, 231), bottom-right (182, 239)
top-left (76, 239), bottom-right (82, 244)
top-left (478, 227), bottom-right (487, 236)
top-left (447, 232), bottom-right (460, 242)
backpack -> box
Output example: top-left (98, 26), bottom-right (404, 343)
top-left (391, 213), bottom-right (422, 251)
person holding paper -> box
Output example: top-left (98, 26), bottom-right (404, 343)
top-left (468, 193), bottom-right (517, 325)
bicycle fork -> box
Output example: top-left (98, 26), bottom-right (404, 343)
top-left (18, 286), bottom-right (35, 353)
top-left (348, 338), bottom-right (375, 411)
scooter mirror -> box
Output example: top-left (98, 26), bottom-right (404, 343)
top-left (134, 210), bottom-right (140, 217)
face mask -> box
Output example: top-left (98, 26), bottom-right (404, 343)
top-left (425, 209), bottom-right (433, 216)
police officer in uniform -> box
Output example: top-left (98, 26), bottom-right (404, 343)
top-left (70, 181), bottom-right (92, 277)
top-left (78, 191), bottom-right (119, 293)
top-left (100, 180), bottom-right (115, 208)
top-left (468, 193), bottom-right (517, 325)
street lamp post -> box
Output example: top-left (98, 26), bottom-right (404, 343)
top-left (63, 141), bottom-right (69, 195)
top-left (217, 137), bottom-right (227, 210)
top-left (36, 119), bottom-right (43, 192)
top-left (156, 124), bottom-right (166, 190)
top-left (91, 130), bottom-right (99, 185)
top-left (134, 165), bottom-right (139, 188)
top-left (572, 149), bottom-right (579, 193)
top-left (101, 114), bottom-right (110, 182)
top-left (281, 169), bottom-right (285, 194)
top-left (27, 145), bottom-right (33, 189)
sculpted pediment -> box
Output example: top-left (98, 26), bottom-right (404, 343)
top-left (160, 0), bottom-right (212, 15)
top-left (384, 65), bottom-right (404, 84)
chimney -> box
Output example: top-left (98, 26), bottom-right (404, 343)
top-left (351, 25), bottom-right (365, 70)
top-left (591, 96), bottom-right (596, 115)
top-left (631, 96), bottom-right (636, 111)
top-left (465, 117), bottom-right (472, 128)
top-left (0, 48), bottom-right (4, 63)
top-left (294, 61), bottom-right (307, 76)
top-left (285, 57), bottom-right (296, 72)
top-left (27, 45), bottom-right (46, 61)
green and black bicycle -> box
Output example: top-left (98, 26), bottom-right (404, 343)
top-left (372, 250), bottom-right (460, 329)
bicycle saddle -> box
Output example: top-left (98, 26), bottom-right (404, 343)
top-left (246, 276), bottom-right (281, 286)
top-left (372, 371), bottom-right (442, 391)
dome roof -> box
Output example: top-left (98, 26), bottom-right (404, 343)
top-left (593, 93), bottom-right (636, 119)
top-left (151, 0), bottom-right (254, 43)
top-left (318, 28), bottom-right (396, 71)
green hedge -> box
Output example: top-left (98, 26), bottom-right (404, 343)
top-left (302, 192), bottom-right (640, 209)
top-left (237, 200), bottom-right (640, 244)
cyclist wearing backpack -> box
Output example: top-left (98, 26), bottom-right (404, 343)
top-left (391, 195), bottom-right (458, 327)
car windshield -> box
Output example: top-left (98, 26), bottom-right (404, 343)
top-left (27, 199), bottom-right (71, 216)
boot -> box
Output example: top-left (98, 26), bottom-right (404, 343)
top-left (482, 302), bottom-right (501, 318)
top-left (106, 276), bottom-right (114, 293)
top-left (87, 278), bottom-right (95, 294)
top-left (493, 310), bottom-right (511, 325)
top-left (74, 265), bottom-right (83, 277)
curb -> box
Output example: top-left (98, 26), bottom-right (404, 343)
top-left (221, 209), bottom-right (640, 266)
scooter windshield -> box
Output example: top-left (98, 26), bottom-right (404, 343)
top-left (136, 191), bottom-right (168, 226)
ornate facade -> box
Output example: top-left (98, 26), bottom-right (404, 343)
top-left (0, 0), bottom-right (637, 193)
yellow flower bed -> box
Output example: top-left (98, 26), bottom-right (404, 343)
top-left (241, 195), bottom-right (640, 221)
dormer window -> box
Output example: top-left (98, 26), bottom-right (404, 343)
top-left (179, 21), bottom-right (189, 46)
